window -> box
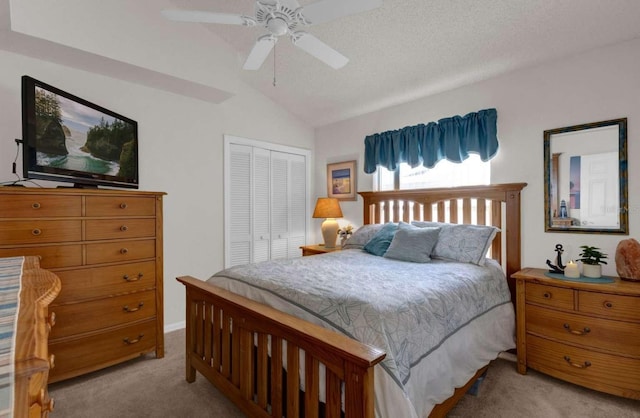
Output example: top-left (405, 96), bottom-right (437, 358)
top-left (376, 154), bottom-right (490, 191)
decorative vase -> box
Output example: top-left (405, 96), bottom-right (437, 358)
top-left (582, 264), bottom-right (602, 279)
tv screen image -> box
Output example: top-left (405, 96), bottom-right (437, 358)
top-left (22, 76), bottom-right (139, 188)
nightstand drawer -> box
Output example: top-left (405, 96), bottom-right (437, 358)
top-left (525, 282), bottom-right (574, 310)
top-left (527, 335), bottom-right (640, 397)
top-left (578, 291), bottom-right (640, 322)
top-left (525, 304), bottom-right (640, 357)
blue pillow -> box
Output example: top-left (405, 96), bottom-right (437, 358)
top-left (363, 223), bottom-right (399, 256)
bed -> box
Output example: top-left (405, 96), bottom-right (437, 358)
top-left (177, 183), bottom-right (527, 418)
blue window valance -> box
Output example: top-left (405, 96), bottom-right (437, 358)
top-left (363, 108), bottom-right (499, 174)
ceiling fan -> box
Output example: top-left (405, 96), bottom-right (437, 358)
top-left (162, 0), bottom-right (383, 70)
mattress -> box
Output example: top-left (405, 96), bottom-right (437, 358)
top-left (208, 249), bottom-right (516, 417)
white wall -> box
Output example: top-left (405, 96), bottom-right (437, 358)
top-left (315, 38), bottom-right (640, 276)
top-left (0, 51), bottom-right (314, 329)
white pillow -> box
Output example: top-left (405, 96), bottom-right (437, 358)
top-left (342, 224), bottom-right (385, 250)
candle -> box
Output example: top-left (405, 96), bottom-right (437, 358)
top-left (564, 260), bottom-right (580, 278)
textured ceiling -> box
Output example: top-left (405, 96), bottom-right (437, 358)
top-left (165, 0), bottom-right (640, 127)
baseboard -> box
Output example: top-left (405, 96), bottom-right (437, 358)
top-left (164, 321), bottom-right (186, 333)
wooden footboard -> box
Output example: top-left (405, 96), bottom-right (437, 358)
top-left (177, 276), bottom-right (386, 418)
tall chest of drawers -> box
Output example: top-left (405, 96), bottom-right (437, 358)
top-left (513, 268), bottom-right (640, 400)
top-left (0, 187), bottom-right (165, 382)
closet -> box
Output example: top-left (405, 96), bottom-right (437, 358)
top-left (224, 135), bottom-right (310, 268)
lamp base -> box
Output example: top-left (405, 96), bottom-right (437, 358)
top-left (321, 218), bottom-right (339, 248)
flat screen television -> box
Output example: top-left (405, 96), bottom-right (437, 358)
top-left (21, 76), bottom-right (139, 189)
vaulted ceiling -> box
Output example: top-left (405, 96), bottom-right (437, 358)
top-left (4, 0), bottom-right (640, 128)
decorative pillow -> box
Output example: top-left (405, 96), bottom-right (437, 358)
top-left (412, 221), bottom-right (499, 265)
top-left (342, 224), bottom-right (385, 250)
top-left (383, 224), bottom-right (441, 263)
top-left (363, 223), bottom-right (399, 256)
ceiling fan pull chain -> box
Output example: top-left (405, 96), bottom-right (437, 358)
top-left (273, 43), bottom-right (277, 87)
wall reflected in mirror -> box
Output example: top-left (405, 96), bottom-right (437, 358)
top-left (544, 118), bottom-right (628, 234)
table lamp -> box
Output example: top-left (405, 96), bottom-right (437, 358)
top-left (312, 197), bottom-right (343, 248)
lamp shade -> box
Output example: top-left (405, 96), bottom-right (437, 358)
top-left (312, 198), bottom-right (343, 219)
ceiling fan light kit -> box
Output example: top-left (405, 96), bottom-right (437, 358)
top-left (162, 0), bottom-right (383, 71)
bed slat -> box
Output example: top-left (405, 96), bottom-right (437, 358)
top-left (270, 336), bottom-right (283, 418)
top-left (287, 343), bottom-right (300, 418)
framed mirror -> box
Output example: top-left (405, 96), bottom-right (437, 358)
top-left (544, 118), bottom-right (628, 234)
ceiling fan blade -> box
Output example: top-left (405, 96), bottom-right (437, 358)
top-left (301, 0), bottom-right (382, 25)
top-left (161, 10), bottom-right (254, 26)
top-left (243, 35), bottom-right (277, 70)
top-left (291, 32), bottom-right (348, 69)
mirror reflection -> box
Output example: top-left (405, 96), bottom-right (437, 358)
top-left (544, 118), bottom-right (628, 234)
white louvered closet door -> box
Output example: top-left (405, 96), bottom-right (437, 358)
top-left (288, 154), bottom-right (306, 258)
top-left (227, 143), bottom-right (252, 267)
top-left (270, 151), bottom-right (289, 260)
top-left (225, 136), bottom-right (309, 268)
top-left (253, 148), bottom-right (271, 262)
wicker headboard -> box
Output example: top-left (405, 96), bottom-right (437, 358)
top-left (358, 183), bottom-right (527, 300)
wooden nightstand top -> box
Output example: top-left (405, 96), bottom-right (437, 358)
top-left (300, 244), bottom-right (342, 256)
top-left (512, 267), bottom-right (640, 296)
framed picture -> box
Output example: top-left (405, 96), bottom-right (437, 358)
top-left (327, 160), bottom-right (357, 201)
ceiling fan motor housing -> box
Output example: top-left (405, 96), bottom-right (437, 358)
top-left (256, 1), bottom-right (306, 36)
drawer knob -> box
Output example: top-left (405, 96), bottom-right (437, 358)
top-left (563, 323), bottom-right (590, 335)
top-left (120, 225), bottom-right (129, 232)
top-left (543, 292), bottom-right (551, 299)
top-left (47, 312), bottom-right (56, 330)
top-left (123, 273), bottom-right (144, 282)
top-left (36, 388), bottom-right (54, 412)
top-left (123, 334), bottom-right (144, 345)
top-left (32, 202), bottom-right (41, 209)
top-left (603, 301), bottom-right (613, 309)
top-left (120, 248), bottom-right (129, 255)
top-left (123, 302), bottom-right (144, 313)
top-left (120, 202), bottom-right (128, 209)
top-left (563, 356), bottom-right (591, 369)
top-left (32, 228), bottom-right (42, 236)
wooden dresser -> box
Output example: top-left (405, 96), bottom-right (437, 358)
top-left (0, 187), bottom-right (165, 383)
top-left (513, 268), bottom-right (640, 400)
top-left (12, 256), bottom-right (60, 417)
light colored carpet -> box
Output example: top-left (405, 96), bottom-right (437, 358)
top-left (49, 329), bottom-right (640, 417)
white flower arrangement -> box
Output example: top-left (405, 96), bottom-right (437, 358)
top-left (337, 224), bottom-right (353, 238)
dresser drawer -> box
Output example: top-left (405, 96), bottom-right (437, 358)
top-left (85, 196), bottom-right (156, 217)
top-left (49, 319), bottom-right (157, 382)
top-left (0, 195), bottom-right (82, 218)
top-left (0, 220), bottom-right (81, 244)
top-left (525, 304), bottom-right (640, 357)
top-left (53, 261), bottom-right (156, 304)
top-left (0, 245), bottom-right (82, 269)
top-left (525, 282), bottom-right (574, 310)
top-left (578, 291), bottom-right (640, 322)
top-left (527, 335), bottom-right (640, 398)
top-left (50, 290), bottom-right (156, 339)
top-left (85, 239), bottom-right (156, 265)
top-left (85, 218), bottom-right (156, 241)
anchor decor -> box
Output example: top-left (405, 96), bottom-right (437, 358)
top-left (546, 243), bottom-right (566, 274)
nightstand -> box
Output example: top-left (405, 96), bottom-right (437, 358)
top-left (300, 244), bottom-right (342, 257)
top-left (512, 267), bottom-right (640, 400)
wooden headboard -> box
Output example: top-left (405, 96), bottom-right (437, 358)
top-left (358, 183), bottom-right (527, 301)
